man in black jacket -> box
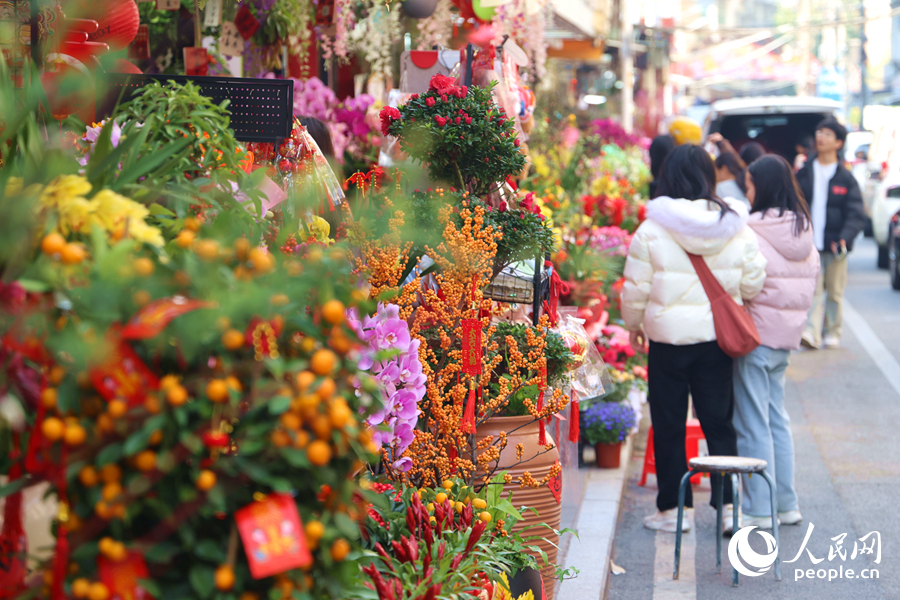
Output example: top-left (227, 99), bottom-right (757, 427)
top-left (795, 117), bottom-right (867, 349)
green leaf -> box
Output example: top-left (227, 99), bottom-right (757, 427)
top-left (494, 498), bottom-right (523, 522)
top-left (138, 579), bottom-right (162, 598)
top-left (280, 447), bottom-right (310, 468)
top-left (334, 513), bottom-right (360, 540)
top-left (190, 564), bottom-right (216, 599)
top-left (95, 442), bottom-right (123, 466)
top-left (0, 477), bottom-right (28, 498)
top-left (123, 428), bottom-right (153, 456)
top-left (268, 395), bottom-right (291, 415)
top-left (145, 540), bottom-right (181, 563)
top-left (16, 278), bottom-right (49, 292)
top-left (149, 204), bottom-right (177, 217)
top-left (70, 542), bottom-right (99, 561)
top-left (206, 484), bottom-right (227, 513)
top-left (195, 539), bottom-right (226, 563)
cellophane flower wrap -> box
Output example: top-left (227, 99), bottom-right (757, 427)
top-left (347, 303), bottom-right (424, 472)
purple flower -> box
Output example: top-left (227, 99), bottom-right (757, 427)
top-left (392, 456), bottom-right (413, 472)
top-left (376, 317), bottom-right (411, 350)
top-left (350, 302), bottom-right (424, 460)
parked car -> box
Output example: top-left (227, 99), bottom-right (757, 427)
top-left (844, 131), bottom-right (876, 237)
top-left (872, 171), bottom-right (900, 268)
top-left (702, 96), bottom-right (842, 164)
top-left (889, 208), bottom-right (900, 289)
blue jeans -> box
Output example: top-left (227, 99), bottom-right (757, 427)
top-left (733, 345), bottom-right (799, 516)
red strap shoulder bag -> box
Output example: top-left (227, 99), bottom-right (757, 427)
top-left (687, 253), bottom-right (760, 358)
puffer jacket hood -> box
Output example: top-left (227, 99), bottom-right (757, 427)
top-left (621, 196), bottom-right (767, 346)
top-left (744, 209), bottom-right (819, 351)
top-left (646, 196), bottom-right (750, 256)
top-left (747, 209), bottom-right (814, 262)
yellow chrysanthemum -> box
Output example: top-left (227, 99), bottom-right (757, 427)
top-left (57, 197), bottom-right (97, 235)
top-left (40, 175), bottom-right (92, 209)
top-left (128, 221), bottom-right (165, 247)
top-left (90, 189), bottom-right (152, 238)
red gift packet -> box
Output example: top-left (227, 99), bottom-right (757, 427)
top-left (184, 47), bottom-right (209, 76)
top-left (235, 494), bottom-right (312, 579)
top-left (90, 326), bottom-right (159, 407)
top-left (98, 551), bottom-right (154, 600)
top-left (234, 4), bottom-right (260, 40)
top-left (120, 296), bottom-right (212, 340)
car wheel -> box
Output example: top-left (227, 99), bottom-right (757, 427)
top-left (878, 242), bottom-right (890, 269)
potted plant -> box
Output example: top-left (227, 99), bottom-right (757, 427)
top-left (580, 402), bottom-right (637, 469)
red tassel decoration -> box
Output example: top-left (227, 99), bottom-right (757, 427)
top-left (568, 391), bottom-right (580, 443)
top-left (0, 461), bottom-right (27, 595)
top-left (49, 524), bottom-right (69, 600)
top-left (461, 379), bottom-right (476, 434)
top-left (537, 389), bottom-right (547, 446)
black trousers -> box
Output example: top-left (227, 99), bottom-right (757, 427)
top-left (648, 340), bottom-right (738, 512)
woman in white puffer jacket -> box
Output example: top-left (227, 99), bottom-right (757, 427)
top-left (622, 145), bottom-right (767, 534)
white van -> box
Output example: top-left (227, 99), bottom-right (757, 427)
top-left (702, 97), bottom-right (843, 164)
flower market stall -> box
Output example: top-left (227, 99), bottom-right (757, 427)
top-left (0, 0), bottom-right (656, 598)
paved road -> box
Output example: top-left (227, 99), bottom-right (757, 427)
top-left (606, 237), bottom-right (900, 600)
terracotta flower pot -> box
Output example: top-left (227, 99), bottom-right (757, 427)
top-left (595, 441), bottom-right (622, 469)
top-left (476, 416), bottom-right (561, 600)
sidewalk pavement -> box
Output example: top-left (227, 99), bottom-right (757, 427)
top-left (555, 437), bottom-right (635, 600)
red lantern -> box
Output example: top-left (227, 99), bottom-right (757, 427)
top-left (77, 0), bottom-right (140, 51)
top-left (111, 58), bottom-right (142, 74)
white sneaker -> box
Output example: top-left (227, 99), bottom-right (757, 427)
top-left (743, 514), bottom-right (775, 529)
top-left (800, 333), bottom-right (819, 350)
top-left (644, 508), bottom-right (691, 533)
top-left (823, 335), bottom-right (840, 348)
top-left (779, 510), bottom-right (803, 525)
top-left (722, 504), bottom-right (742, 535)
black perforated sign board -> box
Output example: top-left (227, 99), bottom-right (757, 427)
top-left (97, 74), bottom-right (294, 144)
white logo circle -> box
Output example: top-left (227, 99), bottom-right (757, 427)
top-left (727, 526), bottom-right (778, 577)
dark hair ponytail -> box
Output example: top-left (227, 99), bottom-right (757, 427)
top-left (655, 144), bottom-right (733, 216)
top-left (747, 154), bottom-right (811, 237)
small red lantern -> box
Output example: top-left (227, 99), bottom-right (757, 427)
top-left (78, 0), bottom-right (140, 51)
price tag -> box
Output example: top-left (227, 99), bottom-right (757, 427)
top-left (234, 3), bottom-right (260, 40)
top-left (128, 24), bottom-right (149, 60)
top-left (235, 494), bottom-right (312, 579)
top-left (156, 0), bottom-right (180, 11)
top-left (203, 0), bottom-right (222, 27)
top-left (219, 21), bottom-right (243, 57)
top-left (183, 47), bottom-right (209, 76)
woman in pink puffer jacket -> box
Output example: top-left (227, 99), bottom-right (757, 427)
top-left (734, 154), bottom-right (820, 530)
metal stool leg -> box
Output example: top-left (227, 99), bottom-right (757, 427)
top-left (760, 470), bottom-right (782, 581)
top-left (715, 472), bottom-right (724, 573)
top-left (730, 473), bottom-right (741, 587)
top-left (673, 470), bottom-right (696, 580)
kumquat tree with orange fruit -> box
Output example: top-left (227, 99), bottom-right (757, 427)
top-left (0, 65), bottom-right (386, 600)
